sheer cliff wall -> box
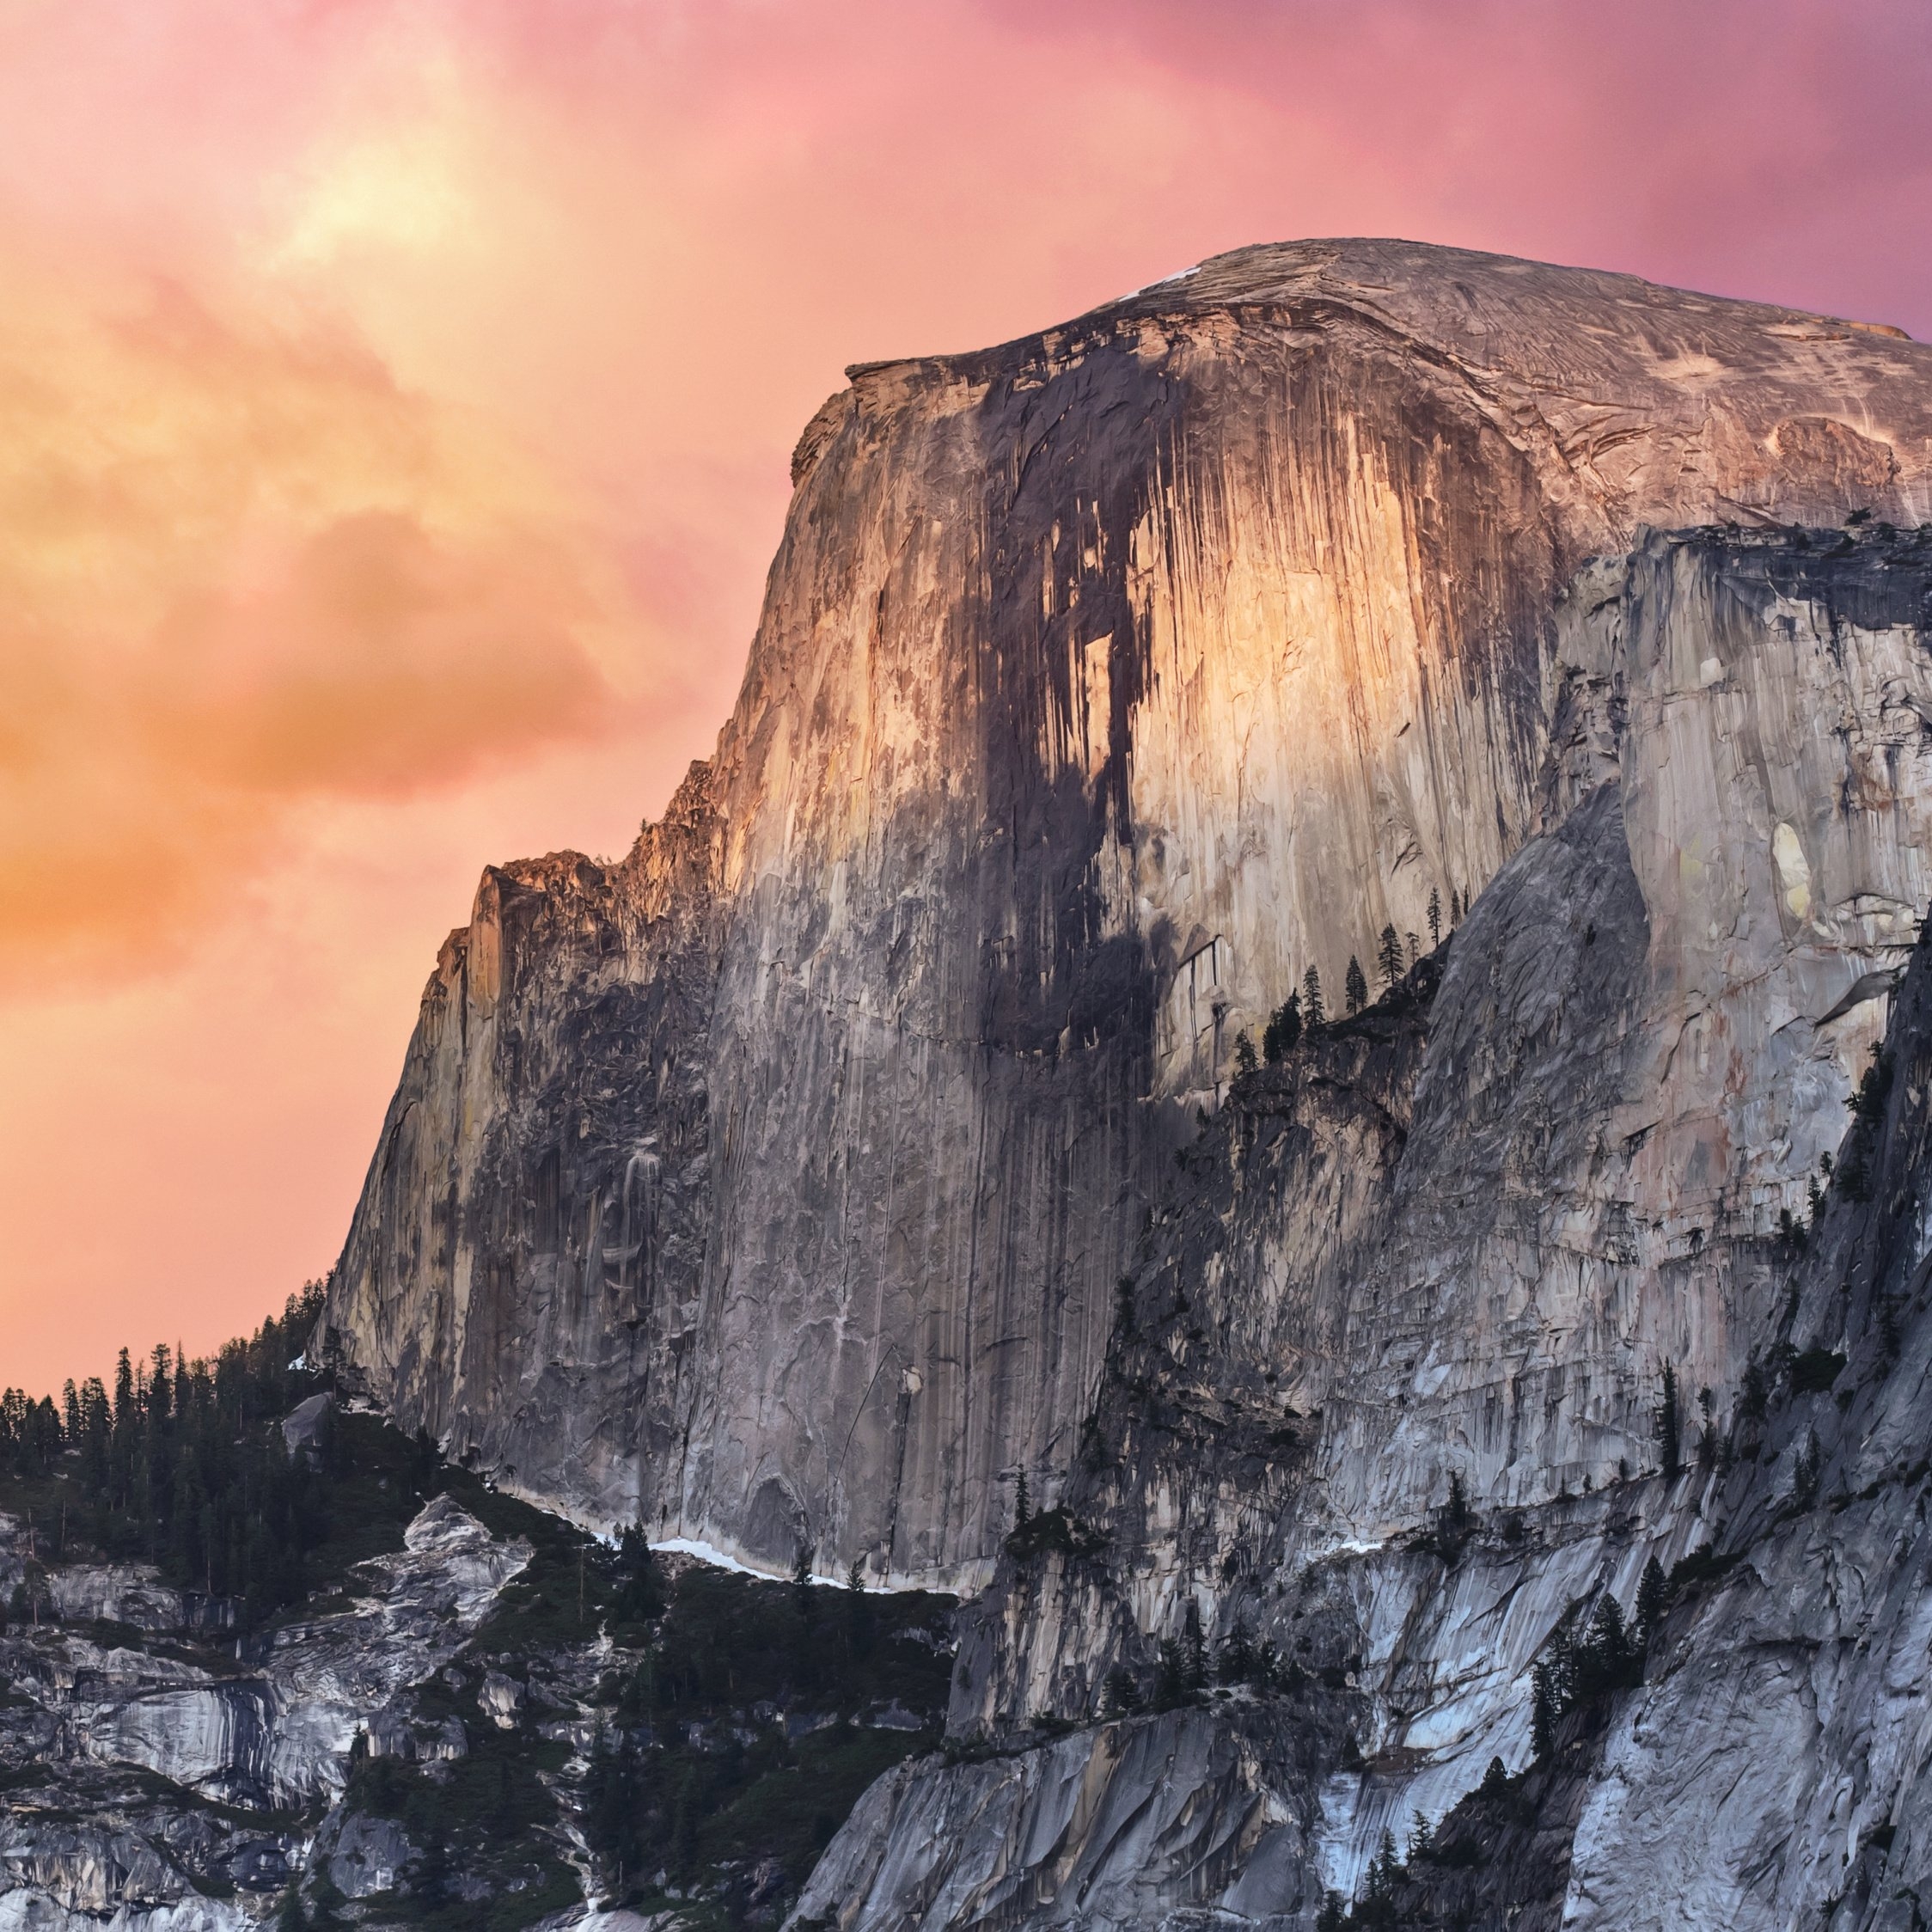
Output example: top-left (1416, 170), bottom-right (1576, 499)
top-left (320, 238), bottom-right (1932, 1587)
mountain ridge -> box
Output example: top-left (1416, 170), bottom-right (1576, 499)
top-left (13, 235), bottom-right (1932, 1929)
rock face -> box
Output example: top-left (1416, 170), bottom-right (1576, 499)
top-left (0, 1462), bottom-right (961, 1932)
top-left (796, 887), bottom-right (1932, 1930)
top-left (0, 1497), bottom-right (529, 1932)
top-left (321, 239), bottom-right (1932, 1599)
top-left (314, 238), bottom-right (1932, 1923)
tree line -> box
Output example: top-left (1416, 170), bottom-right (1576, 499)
top-left (1238, 887), bottom-right (1467, 1074)
top-left (0, 1283), bottom-right (336, 1627)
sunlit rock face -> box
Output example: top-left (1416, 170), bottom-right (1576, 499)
top-left (320, 238), bottom-right (1932, 1594)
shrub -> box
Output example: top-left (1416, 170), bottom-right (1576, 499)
top-left (1004, 1506), bottom-right (1107, 1564)
top-left (1788, 1348), bottom-right (1845, 1395)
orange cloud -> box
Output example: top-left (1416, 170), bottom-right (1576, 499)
top-left (145, 511), bottom-right (609, 796)
top-left (0, 262), bottom-right (631, 989)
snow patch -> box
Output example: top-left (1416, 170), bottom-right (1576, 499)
top-left (648, 1535), bottom-right (769, 1580)
top-left (647, 1535), bottom-right (928, 1594)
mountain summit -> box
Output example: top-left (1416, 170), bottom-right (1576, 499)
top-left (314, 240), bottom-right (1932, 1927)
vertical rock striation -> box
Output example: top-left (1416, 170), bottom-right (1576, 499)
top-left (295, 236), bottom-right (1932, 1925)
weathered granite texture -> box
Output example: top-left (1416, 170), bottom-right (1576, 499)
top-left (319, 241), bottom-right (1932, 1605)
top-left (796, 855), bottom-right (1932, 1930)
top-left (781, 520), bottom-right (1932, 1928)
top-left (0, 1497), bottom-right (529, 1932)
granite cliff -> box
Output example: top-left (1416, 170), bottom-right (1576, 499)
top-left (321, 237), bottom-right (1932, 1586)
top-left (309, 238), bottom-right (1932, 1924)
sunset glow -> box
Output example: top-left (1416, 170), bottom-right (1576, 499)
top-left (4, 0), bottom-right (1930, 1394)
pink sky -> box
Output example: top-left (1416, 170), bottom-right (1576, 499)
top-left (3, 0), bottom-right (1929, 1396)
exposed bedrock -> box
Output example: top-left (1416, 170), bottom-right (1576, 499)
top-left (5, 1496), bottom-right (529, 1814)
top-left (0, 1496), bottom-right (530, 1932)
top-left (321, 240), bottom-right (1932, 1595)
top-left (799, 735), bottom-right (1932, 1929)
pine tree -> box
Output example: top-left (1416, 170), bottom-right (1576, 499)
top-left (584, 1720), bottom-right (618, 1866)
top-left (1216, 1620), bottom-right (1256, 1686)
top-left (1655, 1363), bottom-right (1681, 1478)
top-left (1378, 1827), bottom-right (1401, 1884)
top-left (1014, 1469), bottom-right (1031, 1529)
top-left (791, 1541), bottom-right (818, 1625)
top-left (1377, 924), bottom-right (1404, 992)
top-left (1103, 1664), bottom-right (1143, 1715)
top-left (1739, 1353), bottom-right (1769, 1425)
top-left (1316, 1892), bottom-right (1347, 1932)
top-left (1233, 1031), bottom-right (1257, 1074)
top-left (613, 1523), bottom-right (664, 1625)
top-left (80, 1379), bottom-right (108, 1494)
top-left (1182, 1599), bottom-right (1207, 1691)
top-left (1359, 1829), bottom-right (1402, 1924)
top-left (1428, 886), bottom-right (1442, 948)
top-left (276, 1883), bottom-right (306, 1932)
top-left (1532, 1658), bottom-right (1558, 1758)
top-left (1302, 966), bottom-right (1324, 1027)
top-left (847, 1557), bottom-right (875, 1657)
top-left (1156, 1636), bottom-right (1188, 1709)
top-left (1696, 1385), bottom-right (1717, 1472)
top-left (672, 1766), bottom-right (700, 1875)
top-left (413, 1827), bottom-right (449, 1910)
top-left (1344, 956), bottom-right (1367, 1015)
top-left (1635, 1556), bottom-right (1667, 1646)
top-left (1436, 1470), bottom-right (1473, 1559)
top-left (1252, 1637), bottom-right (1283, 1690)
top-left (1573, 1595), bottom-right (1635, 1698)
top-left (111, 1348), bottom-right (136, 1510)
top-left (1263, 991), bottom-right (1302, 1063)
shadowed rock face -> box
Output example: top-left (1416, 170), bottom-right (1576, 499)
top-left (320, 238), bottom-right (1932, 1600)
top-left (804, 823), bottom-right (1932, 1932)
